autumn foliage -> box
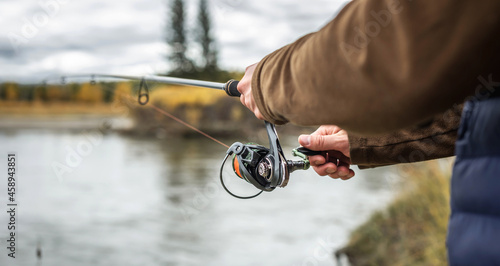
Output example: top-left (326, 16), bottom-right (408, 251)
top-left (0, 81), bottom-right (259, 136)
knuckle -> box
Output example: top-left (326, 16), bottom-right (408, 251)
top-left (309, 155), bottom-right (325, 166)
top-left (312, 166), bottom-right (327, 176)
top-left (244, 98), bottom-right (251, 107)
top-left (315, 135), bottom-right (325, 148)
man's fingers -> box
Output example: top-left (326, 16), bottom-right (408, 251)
top-left (311, 125), bottom-right (342, 136)
top-left (244, 95), bottom-right (252, 110)
top-left (313, 162), bottom-right (355, 180)
top-left (237, 63), bottom-right (264, 120)
top-left (298, 135), bottom-right (311, 147)
top-left (309, 155), bottom-right (326, 166)
top-left (301, 125), bottom-right (354, 180)
top-left (299, 134), bottom-right (344, 152)
top-left (239, 90), bottom-right (264, 120)
top-left (330, 169), bottom-right (355, 180)
top-left (310, 134), bottom-right (339, 151)
top-left (239, 92), bottom-right (245, 106)
top-left (336, 165), bottom-right (351, 177)
top-left (236, 81), bottom-right (245, 95)
top-left (255, 109), bottom-right (265, 120)
top-left (312, 162), bottom-right (338, 176)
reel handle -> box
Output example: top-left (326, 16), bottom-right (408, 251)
top-left (295, 147), bottom-right (351, 166)
top-left (223, 80), bottom-right (241, 97)
top-left (295, 147), bottom-right (323, 156)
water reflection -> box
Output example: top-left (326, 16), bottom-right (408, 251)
top-left (0, 130), bottom-right (398, 266)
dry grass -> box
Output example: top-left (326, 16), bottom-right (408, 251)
top-left (338, 160), bottom-right (452, 266)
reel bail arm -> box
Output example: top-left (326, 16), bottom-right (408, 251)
top-left (220, 121), bottom-right (315, 199)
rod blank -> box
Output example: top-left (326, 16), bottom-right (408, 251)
top-left (55, 74), bottom-right (241, 97)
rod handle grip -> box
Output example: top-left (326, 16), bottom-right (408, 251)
top-left (295, 147), bottom-right (352, 166)
top-left (295, 147), bottom-right (323, 156)
top-left (224, 80), bottom-right (241, 97)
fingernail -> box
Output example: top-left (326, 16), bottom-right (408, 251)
top-left (313, 160), bottom-right (321, 165)
top-left (299, 135), bottom-right (310, 146)
top-left (326, 168), bottom-right (336, 174)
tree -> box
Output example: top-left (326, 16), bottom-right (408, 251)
top-left (5, 83), bottom-right (19, 101)
top-left (101, 82), bottom-right (116, 103)
top-left (197, 0), bottom-right (218, 75)
top-left (167, 0), bottom-right (194, 77)
top-left (0, 83), bottom-right (6, 100)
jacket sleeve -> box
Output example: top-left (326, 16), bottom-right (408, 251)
top-left (252, 0), bottom-right (500, 135)
top-left (349, 103), bottom-right (462, 169)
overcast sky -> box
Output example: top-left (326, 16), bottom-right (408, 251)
top-left (0, 0), bottom-right (348, 83)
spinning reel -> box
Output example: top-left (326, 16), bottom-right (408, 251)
top-left (220, 121), bottom-right (320, 199)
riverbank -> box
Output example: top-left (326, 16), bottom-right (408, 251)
top-left (0, 99), bottom-right (313, 137)
top-left (337, 160), bottom-right (452, 265)
top-left (0, 101), bottom-right (123, 116)
top-left (0, 102), bottom-right (132, 131)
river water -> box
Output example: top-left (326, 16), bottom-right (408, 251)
top-left (0, 127), bottom-right (399, 266)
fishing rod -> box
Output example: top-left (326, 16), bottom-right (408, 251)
top-left (51, 73), bottom-right (332, 199)
top-left (48, 73), bottom-right (241, 105)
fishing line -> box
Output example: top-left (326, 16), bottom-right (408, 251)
top-left (132, 95), bottom-right (230, 149)
top-left (44, 74), bottom-right (231, 148)
top-left (41, 73), bottom-right (326, 199)
top-left (123, 79), bottom-right (229, 148)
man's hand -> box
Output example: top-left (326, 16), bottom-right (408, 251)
top-left (298, 125), bottom-right (355, 180)
top-left (237, 63), bottom-right (265, 120)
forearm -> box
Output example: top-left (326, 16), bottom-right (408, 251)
top-left (349, 104), bottom-right (463, 169)
top-left (252, 0), bottom-right (500, 135)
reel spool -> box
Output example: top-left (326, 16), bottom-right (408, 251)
top-left (219, 121), bottom-right (313, 199)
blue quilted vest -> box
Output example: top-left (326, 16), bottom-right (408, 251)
top-left (447, 93), bottom-right (500, 265)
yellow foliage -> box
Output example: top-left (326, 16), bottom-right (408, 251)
top-left (5, 83), bottom-right (19, 101)
top-left (231, 105), bottom-right (243, 121)
top-left (150, 85), bottom-right (226, 110)
top-left (46, 85), bottom-right (63, 100)
top-left (33, 86), bottom-right (44, 101)
top-left (184, 107), bottom-right (202, 125)
top-left (77, 82), bottom-right (103, 103)
top-left (114, 82), bottom-right (132, 102)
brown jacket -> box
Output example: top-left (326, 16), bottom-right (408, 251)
top-left (252, 0), bottom-right (500, 134)
top-left (350, 103), bottom-right (462, 168)
top-left (251, 0), bottom-right (500, 167)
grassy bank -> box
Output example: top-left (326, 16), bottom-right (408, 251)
top-left (0, 81), bottom-right (314, 137)
top-left (338, 160), bottom-right (452, 266)
top-left (0, 101), bottom-right (124, 116)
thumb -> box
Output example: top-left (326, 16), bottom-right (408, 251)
top-left (298, 134), bottom-right (339, 151)
top-left (298, 134), bottom-right (312, 148)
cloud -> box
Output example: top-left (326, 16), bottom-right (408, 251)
top-left (0, 0), bottom-right (347, 83)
